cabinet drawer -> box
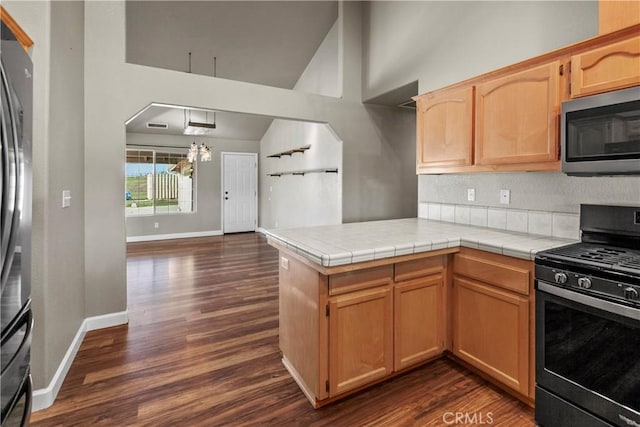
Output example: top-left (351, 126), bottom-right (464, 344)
top-left (329, 265), bottom-right (393, 296)
top-left (453, 251), bottom-right (531, 295)
top-left (394, 256), bottom-right (444, 282)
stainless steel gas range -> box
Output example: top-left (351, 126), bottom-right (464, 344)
top-left (535, 204), bottom-right (640, 427)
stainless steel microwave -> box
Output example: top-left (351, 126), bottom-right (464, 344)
top-left (561, 86), bottom-right (640, 176)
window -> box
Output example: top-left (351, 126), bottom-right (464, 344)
top-left (125, 148), bottom-right (195, 216)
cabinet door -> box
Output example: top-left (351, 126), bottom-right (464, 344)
top-left (475, 62), bottom-right (560, 165)
top-left (394, 274), bottom-right (443, 371)
top-left (328, 286), bottom-right (393, 397)
top-left (452, 277), bottom-right (529, 396)
top-left (571, 35), bottom-right (640, 98)
top-left (416, 86), bottom-right (473, 171)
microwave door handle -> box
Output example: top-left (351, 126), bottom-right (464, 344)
top-left (538, 281), bottom-right (640, 321)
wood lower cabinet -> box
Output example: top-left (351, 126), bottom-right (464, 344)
top-left (571, 35), bottom-right (640, 98)
top-left (452, 248), bottom-right (534, 401)
top-left (276, 247), bottom-right (449, 407)
top-left (275, 243), bottom-right (533, 407)
top-left (328, 286), bottom-right (393, 396)
top-left (394, 274), bottom-right (443, 371)
top-left (475, 62), bottom-right (560, 166)
top-left (452, 277), bottom-right (530, 396)
top-left (416, 86), bottom-right (473, 172)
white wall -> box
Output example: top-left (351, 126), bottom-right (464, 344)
top-left (125, 133), bottom-right (259, 238)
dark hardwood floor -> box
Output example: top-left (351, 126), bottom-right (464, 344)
top-left (31, 233), bottom-right (534, 426)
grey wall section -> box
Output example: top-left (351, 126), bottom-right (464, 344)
top-left (295, 19), bottom-right (340, 98)
top-left (362, 1), bottom-right (599, 98)
top-left (45, 0), bottom-right (86, 389)
top-left (125, 133), bottom-right (259, 237)
top-left (259, 20), bottom-right (342, 230)
top-left (419, 173), bottom-right (640, 214)
top-left (338, 2), bottom-right (417, 222)
top-left (84, 1), bottom-right (128, 320)
top-left (260, 121), bottom-right (342, 229)
top-left (5, 1), bottom-right (87, 389)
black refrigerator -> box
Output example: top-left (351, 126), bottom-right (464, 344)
top-left (1, 18), bottom-right (33, 427)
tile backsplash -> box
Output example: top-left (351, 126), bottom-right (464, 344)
top-left (418, 202), bottom-right (580, 240)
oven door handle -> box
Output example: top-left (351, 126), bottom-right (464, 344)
top-left (538, 281), bottom-right (640, 321)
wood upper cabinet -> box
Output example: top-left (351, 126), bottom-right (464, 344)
top-left (416, 86), bottom-right (473, 171)
top-left (571, 35), bottom-right (640, 98)
top-left (475, 62), bottom-right (561, 166)
top-left (394, 274), bottom-right (443, 371)
top-left (328, 285), bottom-right (393, 397)
top-left (599, 0), bottom-right (640, 34)
top-left (452, 277), bottom-right (530, 397)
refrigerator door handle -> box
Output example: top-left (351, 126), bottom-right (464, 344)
top-left (0, 59), bottom-right (22, 293)
top-left (0, 299), bottom-right (31, 350)
top-left (1, 367), bottom-right (32, 426)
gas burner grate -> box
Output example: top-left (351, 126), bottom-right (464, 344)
top-left (540, 243), bottom-right (640, 275)
top-left (620, 258), bottom-right (640, 270)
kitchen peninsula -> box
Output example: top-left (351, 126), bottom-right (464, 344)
top-left (264, 218), bottom-right (574, 408)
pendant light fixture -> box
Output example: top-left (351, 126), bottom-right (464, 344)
top-left (184, 52), bottom-right (214, 162)
top-left (188, 141), bottom-right (212, 163)
top-left (184, 54), bottom-right (218, 135)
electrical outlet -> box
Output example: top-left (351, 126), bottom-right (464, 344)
top-left (500, 189), bottom-right (510, 205)
top-left (467, 188), bottom-right (476, 202)
top-left (281, 257), bottom-right (289, 270)
top-left (154, 222), bottom-right (159, 229)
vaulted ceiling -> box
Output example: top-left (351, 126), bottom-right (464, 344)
top-left (125, 1), bottom-right (338, 140)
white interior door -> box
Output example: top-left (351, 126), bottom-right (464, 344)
top-left (222, 152), bottom-right (257, 233)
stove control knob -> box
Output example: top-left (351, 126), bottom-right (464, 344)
top-left (578, 277), bottom-right (592, 289)
top-left (624, 287), bottom-right (639, 300)
top-left (554, 272), bottom-right (568, 284)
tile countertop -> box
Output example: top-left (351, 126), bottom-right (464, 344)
top-left (263, 218), bottom-right (578, 267)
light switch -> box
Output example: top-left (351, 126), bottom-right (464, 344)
top-left (281, 257), bottom-right (289, 270)
top-left (62, 190), bottom-right (71, 208)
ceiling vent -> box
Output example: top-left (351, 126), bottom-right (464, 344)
top-left (146, 122), bottom-right (169, 129)
top-left (397, 99), bottom-right (416, 110)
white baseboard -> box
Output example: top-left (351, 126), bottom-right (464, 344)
top-left (255, 227), bottom-right (268, 235)
top-left (126, 230), bottom-right (222, 243)
top-left (32, 311), bottom-right (128, 412)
